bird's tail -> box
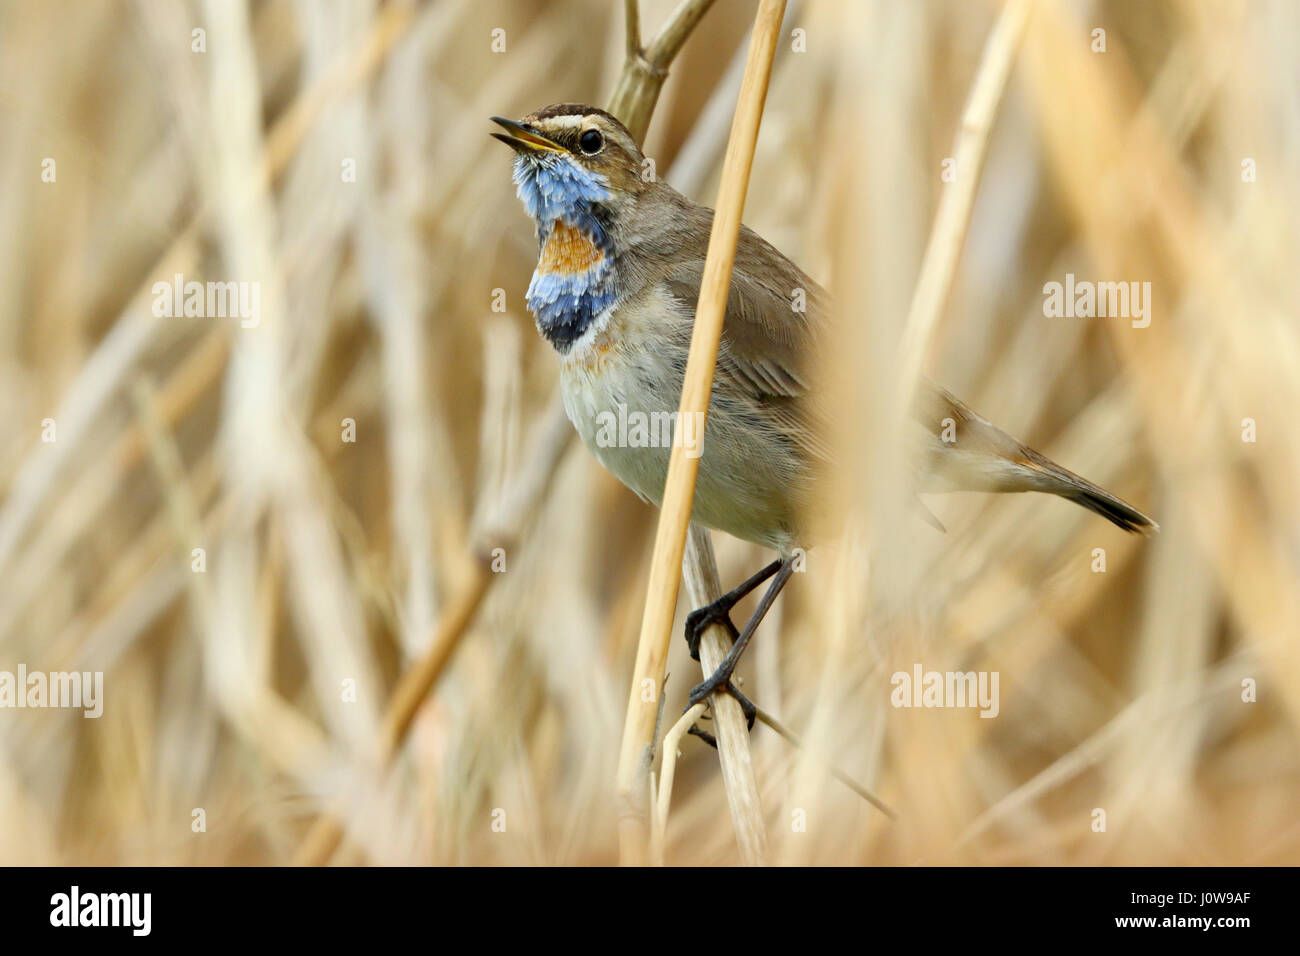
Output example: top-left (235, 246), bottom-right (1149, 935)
top-left (915, 382), bottom-right (1159, 535)
top-left (1015, 445), bottom-right (1159, 535)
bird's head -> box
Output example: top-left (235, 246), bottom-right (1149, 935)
top-left (491, 104), bottom-right (649, 229)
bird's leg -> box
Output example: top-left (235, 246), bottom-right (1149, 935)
top-left (683, 558), bottom-right (782, 661)
top-left (687, 556), bottom-right (795, 721)
top-left (687, 616), bottom-right (758, 742)
top-left (686, 674), bottom-right (760, 749)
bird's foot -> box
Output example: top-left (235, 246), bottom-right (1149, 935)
top-left (684, 667), bottom-right (755, 749)
top-left (682, 559), bottom-right (783, 660)
top-left (684, 599), bottom-right (741, 661)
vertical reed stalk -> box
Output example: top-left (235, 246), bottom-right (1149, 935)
top-left (615, 0), bottom-right (787, 866)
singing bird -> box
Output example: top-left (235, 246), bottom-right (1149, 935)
top-left (492, 104), bottom-right (1156, 723)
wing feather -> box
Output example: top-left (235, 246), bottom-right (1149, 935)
top-left (661, 223), bottom-right (833, 465)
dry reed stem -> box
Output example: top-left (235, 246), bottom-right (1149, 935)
top-left (655, 22), bottom-right (802, 861)
top-left (616, 0), bottom-right (787, 866)
top-left (681, 524), bottom-right (768, 864)
top-left (651, 702), bottom-right (707, 865)
top-left (623, 0), bottom-right (641, 59)
top-left (893, 0), bottom-right (1032, 422)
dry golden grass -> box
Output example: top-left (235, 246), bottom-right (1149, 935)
top-left (0, 0), bottom-right (1296, 866)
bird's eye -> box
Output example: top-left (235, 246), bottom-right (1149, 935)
top-left (578, 129), bottom-right (604, 155)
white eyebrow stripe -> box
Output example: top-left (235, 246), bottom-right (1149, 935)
top-left (542, 115), bottom-right (586, 131)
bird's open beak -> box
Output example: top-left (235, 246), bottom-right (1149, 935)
top-left (490, 116), bottom-right (565, 155)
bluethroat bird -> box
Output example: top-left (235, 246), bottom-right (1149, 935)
top-left (492, 104), bottom-right (1157, 728)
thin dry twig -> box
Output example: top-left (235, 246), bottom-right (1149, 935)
top-left (651, 702), bottom-right (707, 865)
top-left (608, 0), bottom-right (718, 143)
top-left (754, 706), bottom-right (896, 821)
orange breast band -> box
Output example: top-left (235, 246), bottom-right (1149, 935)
top-left (538, 221), bottom-right (604, 276)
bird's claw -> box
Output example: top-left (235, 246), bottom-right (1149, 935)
top-left (684, 602), bottom-right (741, 661)
top-left (684, 671), bottom-right (756, 749)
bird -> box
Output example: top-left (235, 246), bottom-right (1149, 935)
top-left (491, 103), bottom-right (1156, 727)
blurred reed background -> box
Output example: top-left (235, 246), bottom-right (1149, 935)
top-left (0, 0), bottom-right (1297, 865)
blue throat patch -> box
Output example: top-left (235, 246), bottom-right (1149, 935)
top-left (514, 155), bottom-right (617, 352)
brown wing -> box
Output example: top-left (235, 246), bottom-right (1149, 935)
top-left (661, 222), bottom-right (835, 465)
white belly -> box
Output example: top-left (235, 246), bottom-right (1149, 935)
top-left (560, 335), bottom-right (673, 509)
top-left (556, 305), bottom-right (797, 553)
